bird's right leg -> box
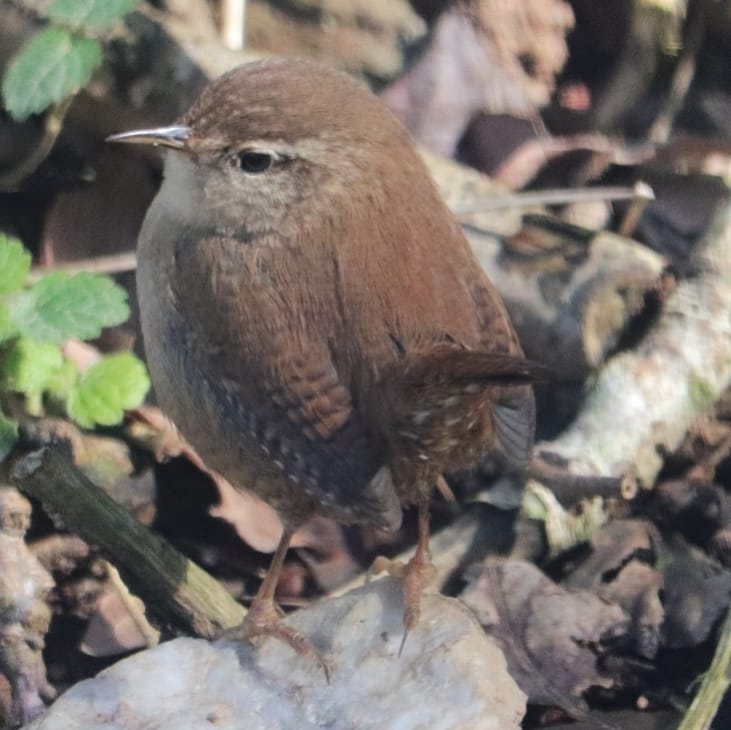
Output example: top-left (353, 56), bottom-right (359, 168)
top-left (399, 498), bottom-right (437, 655)
top-left (369, 496), bottom-right (437, 653)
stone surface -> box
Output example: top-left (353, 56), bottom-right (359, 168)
top-left (0, 487), bottom-right (55, 726)
top-left (24, 577), bottom-right (525, 730)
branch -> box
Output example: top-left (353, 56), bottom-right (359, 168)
top-left (536, 195), bottom-right (731, 487)
top-left (10, 447), bottom-right (244, 638)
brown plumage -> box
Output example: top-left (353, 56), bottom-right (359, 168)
top-left (110, 58), bottom-right (539, 671)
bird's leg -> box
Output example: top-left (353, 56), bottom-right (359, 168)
top-left (235, 527), bottom-right (331, 680)
top-left (243, 525), bottom-right (293, 627)
top-left (399, 498), bottom-right (437, 655)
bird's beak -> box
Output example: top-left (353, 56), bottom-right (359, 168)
top-left (106, 125), bottom-right (191, 150)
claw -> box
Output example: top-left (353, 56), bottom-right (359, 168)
top-left (399, 551), bottom-right (437, 656)
top-left (233, 598), bottom-right (332, 682)
top-left (220, 526), bottom-right (331, 681)
top-left (370, 500), bottom-right (437, 655)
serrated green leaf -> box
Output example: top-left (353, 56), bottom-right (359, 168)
top-left (48, 0), bottom-right (140, 31)
top-left (46, 358), bottom-right (79, 401)
top-left (0, 306), bottom-right (16, 344)
top-left (0, 410), bottom-right (18, 462)
top-left (0, 337), bottom-right (64, 395)
top-left (0, 235), bottom-right (31, 295)
top-left (2, 28), bottom-right (102, 121)
top-left (67, 352), bottom-right (149, 428)
top-left (10, 272), bottom-right (129, 344)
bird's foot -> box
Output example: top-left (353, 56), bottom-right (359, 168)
top-left (222, 598), bottom-right (331, 682)
top-left (369, 552), bottom-right (437, 655)
top-left (400, 550), bottom-right (437, 655)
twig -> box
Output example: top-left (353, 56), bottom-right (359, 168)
top-left (27, 251), bottom-right (138, 283)
top-left (529, 455), bottom-right (635, 504)
top-left (11, 447), bottom-right (245, 638)
top-left (330, 506), bottom-right (503, 598)
top-left (535, 196), bottom-right (731, 487)
top-left (676, 605), bottom-right (731, 730)
top-left (452, 183), bottom-right (655, 217)
top-left (221, 0), bottom-right (246, 50)
top-left (648, 0), bottom-right (708, 145)
top-left (594, 0), bottom-right (686, 132)
top-left (618, 182), bottom-right (655, 237)
top-left (0, 98), bottom-right (72, 191)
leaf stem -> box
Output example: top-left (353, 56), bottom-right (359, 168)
top-left (0, 96), bottom-right (72, 191)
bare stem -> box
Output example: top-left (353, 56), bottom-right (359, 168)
top-left (11, 447), bottom-right (245, 637)
top-left (677, 604), bottom-right (731, 730)
top-left (0, 98), bottom-right (72, 191)
top-left (453, 184), bottom-right (654, 217)
top-left (27, 251), bottom-right (138, 284)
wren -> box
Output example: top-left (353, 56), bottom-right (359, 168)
top-left (109, 57), bottom-right (538, 670)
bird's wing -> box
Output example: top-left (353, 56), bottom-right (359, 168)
top-left (169, 241), bottom-right (401, 530)
top-left (250, 349), bottom-right (402, 530)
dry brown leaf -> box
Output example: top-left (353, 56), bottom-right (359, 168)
top-left (247, 0), bottom-right (426, 82)
top-left (293, 516), bottom-right (359, 593)
top-left (634, 168), bottom-right (729, 265)
top-left (475, 0), bottom-right (575, 107)
top-left (661, 548), bottom-right (731, 648)
top-left (563, 520), bottom-right (660, 591)
top-left (382, 0), bottom-right (573, 156)
top-left (561, 521), bottom-right (664, 657)
top-left (648, 478), bottom-right (727, 538)
top-left (460, 559), bottom-right (628, 704)
top-left (209, 475), bottom-right (286, 554)
top-left (382, 8), bottom-right (539, 156)
top-left (653, 136), bottom-right (731, 186)
top-left (30, 535), bottom-right (90, 576)
top-left (80, 587), bottom-right (151, 658)
top-left (486, 133), bottom-right (647, 190)
top-left (598, 561), bottom-right (664, 659)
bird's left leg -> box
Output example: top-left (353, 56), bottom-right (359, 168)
top-left (224, 526), bottom-right (331, 680)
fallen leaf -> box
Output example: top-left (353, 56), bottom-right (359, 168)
top-left (461, 559), bottom-right (628, 704)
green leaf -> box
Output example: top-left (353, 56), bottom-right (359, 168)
top-left (48, 0), bottom-right (140, 31)
top-left (0, 306), bottom-right (16, 344)
top-left (0, 235), bottom-right (31, 295)
top-left (0, 337), bottom-right (64, 395)
top-left (67, 352), bottom-right (150, 428)
top-left (46, 359), bottom-right (79, 401)
top-left (2, 28), bottom-right (102, 121)
top-left (10, 272), bottom-right (129, 344)
top-left (0, 410), bottom-right (18, 462)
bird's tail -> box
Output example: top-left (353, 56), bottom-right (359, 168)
top-left (382, 347), bottom-right (547, 468)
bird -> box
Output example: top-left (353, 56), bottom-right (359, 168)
top-left (109, 57), bottom-right (539, 673)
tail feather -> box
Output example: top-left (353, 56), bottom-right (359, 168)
top-left (382, 346), bottom-right (543, 468)
top-left (493, 386), bottom-right (536, 468)
top-left (396, 347), bottom-right (548, 391)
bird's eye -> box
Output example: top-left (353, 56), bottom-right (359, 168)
top-left (238, 151), bottom-right (274, 173)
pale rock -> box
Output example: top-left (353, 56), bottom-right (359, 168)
top-left (24, 577), bottom-right (525, 730)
